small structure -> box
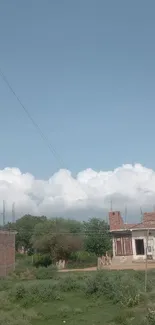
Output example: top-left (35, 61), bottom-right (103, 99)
top-left (56, 260), bottom-right (65, 270)
top-left (109, 211), bottom-right (155, 262)
top-left (97, 252), bottom-right (112, 269)
top-left (0, 231), bottom-right (16, 276)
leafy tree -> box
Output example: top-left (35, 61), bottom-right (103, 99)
top-left (31, 219), bottom-right (83, 261)
top-left (84, 218), bottom-right (111, 256)
top-left (6, 214), bottom-right (47, 252)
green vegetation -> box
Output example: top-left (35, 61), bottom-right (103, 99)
top-left (4, 215), bottom-right (155, 324)
top-left (6, 214), bottom-right (111, 266)
top-left (1, 254), bottom-right (155, 325)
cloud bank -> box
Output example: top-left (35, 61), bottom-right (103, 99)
top-left (0, 163), bottom-right (155, 222)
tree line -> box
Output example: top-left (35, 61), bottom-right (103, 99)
top-left (5, 215), bottom-right (112, 265)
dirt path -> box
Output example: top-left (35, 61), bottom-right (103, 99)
top-left (59, 267), bottom-right (97, 272)
top-left (59, 263), bottom-right (155, 272)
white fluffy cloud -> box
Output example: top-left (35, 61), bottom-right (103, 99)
top-left (0, 163), bottom-right (155, 222)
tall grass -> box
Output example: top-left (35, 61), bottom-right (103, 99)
top-left (0, 290), bottom-right (38, 325)
top-left (9, 269), bottom-right (155, 308)
top-left (84, 271), bottom-right (142, 306)
top-left (10, 281), bottom-right (64, 306)
top-left (2, 268), bottom-right (155, 324)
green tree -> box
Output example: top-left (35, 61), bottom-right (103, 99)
top-left (6, 214), bottom-right (47, 252)
top-left (31, 218), bottom-right (83, 261)
top-left (84, 218), bottom-right (111, 256)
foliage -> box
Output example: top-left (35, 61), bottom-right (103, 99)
top-left (6, 214), bottom-right (112, 266)
top-left (11, 281), bottom-right (63, 306)
top-left (35, 265), bottom-right (57, 279)
top-left (6, 214), bottom-right (47, 251)
top-left (85, 271), bottom-right (141, 307)
top-left (33, 253), bottom-right (52, 268)
top-left (2, 269), bottom-right (155, 324)
top-left (0, 290), bottom-right (38, 325)
top-left (15, 254), bottom-right (34, 277)
top-left (31, 219), bottom-right (83, 261)
top-left (58, 274), bottom-right (85, 292)
top-left (68, 251), bottom-right (97, 268)
top-left (84, 218), bottom-right (112, 256)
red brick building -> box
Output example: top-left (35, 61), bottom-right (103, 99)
top-left (109, 211), bottom-right (155, 261)
top-left (0, 231), bottom-right (16, 276)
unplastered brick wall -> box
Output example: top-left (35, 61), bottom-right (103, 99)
top-left (143, 212), bottom-right (155, 223)
top-left (109, 211), bottom-right (124, 230)
top-left (0, 231), bottom-right (16, 277)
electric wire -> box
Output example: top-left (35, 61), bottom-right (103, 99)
top-left (0, 68), bottom-right (88, 200)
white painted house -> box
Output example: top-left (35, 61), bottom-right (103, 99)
top-left (109, 211), bottom-right (155, 261)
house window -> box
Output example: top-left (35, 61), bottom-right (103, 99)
top-left (135, 239), bottom-right (144, 255)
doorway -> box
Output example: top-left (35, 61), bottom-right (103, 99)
top-left (135, 239), bottom-right (144, 255)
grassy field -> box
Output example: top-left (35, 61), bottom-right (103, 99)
top-left (1, 256), bottom-right (155, 325)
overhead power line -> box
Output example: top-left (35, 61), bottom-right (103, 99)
top-left (0, 68), bottom-right (65, 169)
top-left (0, 68), bottom-right (88, 200)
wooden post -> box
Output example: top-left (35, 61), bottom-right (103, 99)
top-left (145, 229), bottom-right (149, 292)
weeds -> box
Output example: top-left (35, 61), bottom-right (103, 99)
top-left (11, 281), bottom-right (64, 306)
top-left (58, 274), bottom-right (84, 292)
top-left (0, 304), bottom-right (38, 325)
top-left (35, 264), bottom-right (57, 279)
top-left (2, 268), bottom-right (155, 324)
top-left (85, 271), bottom-right (142, 307)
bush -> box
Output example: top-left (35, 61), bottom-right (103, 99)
top-left (85, 271), bottom-right (141, 307)
top-left (15, 255), bottom-right (34, 276)
top-left (0, 306), bottom-right (38, 325)
top-left (0, 291), bottom-right (13, 311)
top-left (0, 279), bottom-right (12, 291)
top-left (59, 274), bottom-right (84, 292)
top-left (33, 254), bottom-right (52, 268)
top-left (67, 251), bottom-right (97, 269)
top-left (35, 265), bottom-right (57, 279)
top-left (19, 269), bottom-right (36, 280)
top-left (13, 283), bottom-right (27, 300)
top-left (11, 281), bottom-right (63, 305)
top-left (146, 303), bottom-right (155, 325)
top-left (16, 252), bottom-right (26, 260)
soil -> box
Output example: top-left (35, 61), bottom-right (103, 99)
top-left (59, 263), bottom-right (155, 272)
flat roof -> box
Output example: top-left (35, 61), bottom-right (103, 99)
top-left (0, 230), bottom-right (17, 235)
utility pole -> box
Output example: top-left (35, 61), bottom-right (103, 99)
top-left (12, 202), bottom-right (16, 223)
top-left (140, 207), bottom-right (143, 222)
top-left (3, 200), bottom-right (5, 227)
top-left (145, 229), bottom-right (149, 292)
top-left (110, 199), bottom-right (113, 211)
top-left (124, 206), bottom-right (127, 224)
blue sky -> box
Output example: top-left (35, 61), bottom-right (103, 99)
top-left (0, 0), bottom-right (155, 179)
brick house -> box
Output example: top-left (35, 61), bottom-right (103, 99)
top-left (109, 211), bottom-right (155, 261)
top-left (0, 231), bottom-right (16, 276)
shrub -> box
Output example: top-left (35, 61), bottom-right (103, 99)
top-left (16, 252), bottom-right (26, 260)
top-left (59, 274), bottom-right (83, 292)
top-left (85, 271), bottom-right (141, 307)
top-left (68, 251), bottom-right (97, 269)
top-left (35, 265), bottom-right (57, 279)
top-left (113, 310), bottom-right (135, 325)
top-left (13, 283), bottom-right (27, 300)
top-left (0, 291), bottom-right (13, 311)
top-left (0, 307), bottom-right (38, 325)
top-left (33, 254), bottom-right (52, 268)
top-left (58, 305), bottom-right (72, 318)
top-left (0, 279), bottom-right (12, 291)
top-left (15, 255), bottom-right (34, 276)
top-left (19, 269), bottom-right (36, 280)
top-left (11, 281), bottom-right (63, 305)
top-left (146, 304), bottom-right (155, 325)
